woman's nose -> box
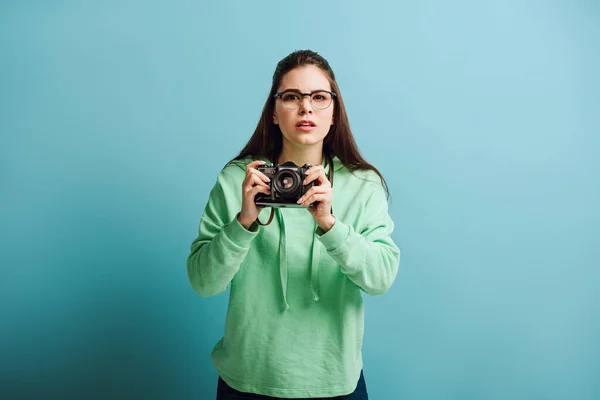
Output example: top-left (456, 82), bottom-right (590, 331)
top-left (299, 96), bottom-right (313, 113)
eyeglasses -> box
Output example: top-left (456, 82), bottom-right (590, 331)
top-left (273, 89), bottom-right (337, 110)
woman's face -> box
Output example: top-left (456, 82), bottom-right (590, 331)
top-left (273, 65), bottom-right (335, 149)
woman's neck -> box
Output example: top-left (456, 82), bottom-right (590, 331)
top-left (277, 145), bottom-right (323, 168)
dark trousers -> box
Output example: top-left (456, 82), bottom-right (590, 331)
top-left (216, 370), bottom-right (368, 400)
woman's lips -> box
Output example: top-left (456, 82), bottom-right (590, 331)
top-left (296, 125), bottom-right (317, 132)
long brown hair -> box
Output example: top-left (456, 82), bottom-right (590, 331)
top-left (228, 49), bottom-right (389, 198)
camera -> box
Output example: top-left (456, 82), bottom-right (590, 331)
top-left (254, 161), bottom-right (315, 208)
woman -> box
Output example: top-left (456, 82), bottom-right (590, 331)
top-left (186, 49), bottom-right (401, 399)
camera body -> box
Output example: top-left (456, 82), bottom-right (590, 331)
top-left (255, 161), bottom-right (314, 208)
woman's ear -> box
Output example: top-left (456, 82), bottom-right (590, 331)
top-left (273, 113), bottom-right (278, 125)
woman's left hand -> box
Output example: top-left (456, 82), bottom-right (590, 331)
top-left (297, 165), bottom-right (336, 232)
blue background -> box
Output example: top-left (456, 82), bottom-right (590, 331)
top-left (1, 1), bottom-right (598, 399)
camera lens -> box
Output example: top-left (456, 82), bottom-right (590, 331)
top-left (273, 170), bottom-right (300, 197)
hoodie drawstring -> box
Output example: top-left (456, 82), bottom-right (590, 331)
top-left (276, 208), bottom-right (290, 310)
top-left (277, 209), bottom-right (322, 311)
top-left (310, 222), bottom-right (321, 301)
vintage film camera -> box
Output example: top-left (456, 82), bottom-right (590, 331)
top-left (254, 161), bottom-right (315, 208)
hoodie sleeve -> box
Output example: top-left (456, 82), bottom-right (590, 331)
top-left (186, 173), bottom-right (260, 297)
top-left (316, 181), bottom-right (400, 296)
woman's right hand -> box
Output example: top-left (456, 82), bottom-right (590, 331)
top-left (237, 160), bottom-right (271, 229)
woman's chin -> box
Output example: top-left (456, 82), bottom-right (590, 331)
top-left (284, 131), bottom-right (327, 146)
top-left (294, 137), bottom-right (324, 147)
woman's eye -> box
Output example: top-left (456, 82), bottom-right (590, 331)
top-left (283, 94), bottom-right (299, 101)
top-left (313, 95), bottom-right (325, 100)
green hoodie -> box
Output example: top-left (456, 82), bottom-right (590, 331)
top-left (186, 155), bottom-right (401, 398)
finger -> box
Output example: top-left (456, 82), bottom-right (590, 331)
top-left (300, 187), bottom-right (315, 200)
top-left (244, 177), bottom-right (268, 194)
top-left (246, 160), bottom-right (267, 171)
top-left (297, 186), bottom-right (330, 204)
top-left (248, 173), bottom-right (270, 190)
top-left (247, 186), bottom-right (271, 202)
top-left (246, 161), bottom-right (271, 182)
top-left (303, 166), bottom-right (323, 180)
top-left (303, 166), bottom-right (328, 186)
top-left (300, 193), bottom-right (330, 207)
top-left (249, 168), bottom-right (271, 184)
top-left (298, 189), bottom-right (331, 205)
top-left (250, 185), bottom-right (270, 197)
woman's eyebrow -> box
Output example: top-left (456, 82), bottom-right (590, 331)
top-left (281, 88), bottom-right (327, 93)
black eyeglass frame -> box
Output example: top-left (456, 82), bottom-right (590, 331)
top-left (273, 89), bottom-right (337, 110)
